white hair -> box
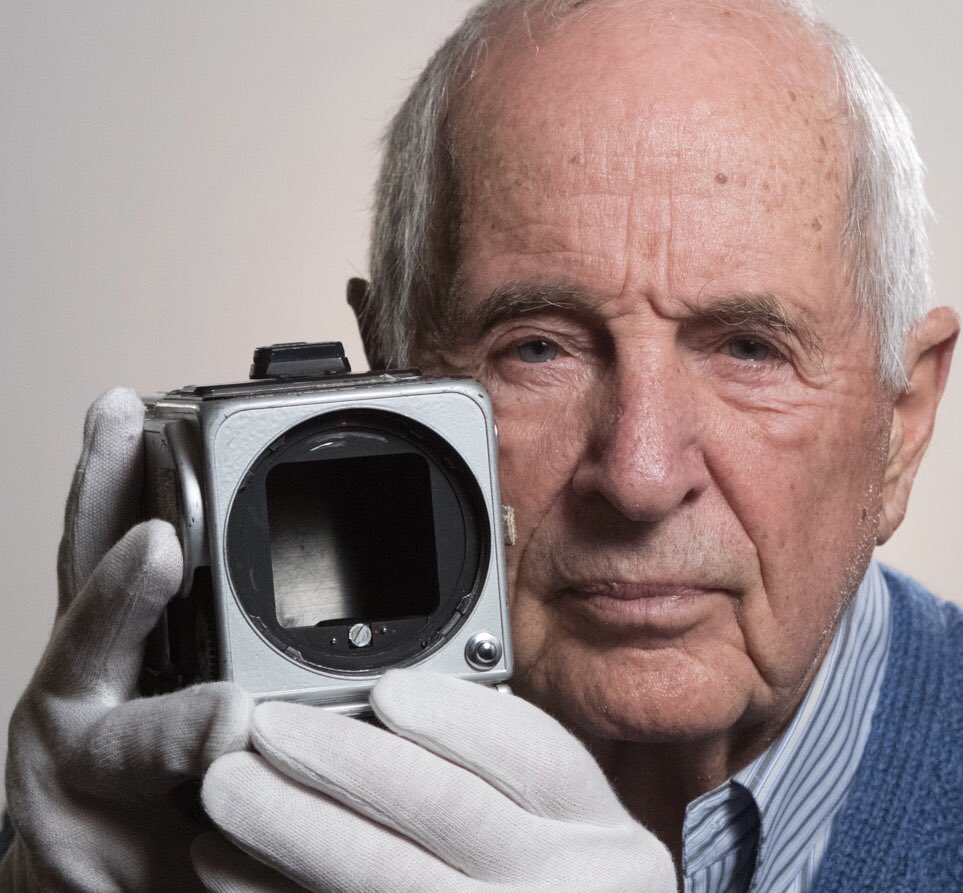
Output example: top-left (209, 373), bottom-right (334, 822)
top-left (363, 0), bottom-right (931, 389)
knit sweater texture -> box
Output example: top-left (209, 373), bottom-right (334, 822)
top-left (813, 567), bottom-right (962, 892)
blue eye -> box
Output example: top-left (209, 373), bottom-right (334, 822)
top-left (727, 338), bottom-right (772, 362)
top-left (516, 339), bottom-right (559, 363)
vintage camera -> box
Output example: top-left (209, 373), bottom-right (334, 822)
top-left (140, 342), bottom-right (511, 712)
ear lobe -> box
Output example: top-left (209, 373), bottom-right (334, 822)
top-left (877, 412), bottom-right (907, 545)
top-left (346, 278), bottom-right (388, 370)
top-left (877, 306), bottom-right (959, 545)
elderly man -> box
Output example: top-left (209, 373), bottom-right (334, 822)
top-left (2, 0), bottom-right (960, 891)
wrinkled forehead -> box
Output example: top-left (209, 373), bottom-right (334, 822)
top-left (447, 1), bottom-right (850, 226)
top-left (453, 1), bottom-right (844, 120)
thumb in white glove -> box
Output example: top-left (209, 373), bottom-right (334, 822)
top-left (1, 389), bottom-right (254, 892)
top-left (195, 669), bottom-right (677, 892)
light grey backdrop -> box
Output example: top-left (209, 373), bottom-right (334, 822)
top-left (2, 1), bottom-right (960, 801)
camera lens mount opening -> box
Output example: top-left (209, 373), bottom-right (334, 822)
top-left (225, 409), bottom-right (490, 673)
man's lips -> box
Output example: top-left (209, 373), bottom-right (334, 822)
top-left (557, 580), bottom-right (729, 632)
top-left (573, 581), bottom-right (718, 600)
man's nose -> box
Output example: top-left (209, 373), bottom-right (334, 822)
top-left (571, 359), bottom-right (710, 523)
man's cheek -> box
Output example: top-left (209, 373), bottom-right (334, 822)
top-left (712, 397), bottom-right (879, 538)
top-left (495, 401), bottom-right (588, 515)
top-left (498, 447), bottom-right (563, 590)
top-left (711, 407), bottom-right (884, 656)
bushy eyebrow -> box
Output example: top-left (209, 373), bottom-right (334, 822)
top-left (682, 292), bottom-right (824, 360)
top-left (440, 282), bottom-right (596, 345)
top-left (439, 281), bottom-right (823, 360)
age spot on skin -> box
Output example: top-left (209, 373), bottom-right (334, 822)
top-left (715, 172), bottom-right (729, 184)
top-left (811, 217), bottom-right (822, 232)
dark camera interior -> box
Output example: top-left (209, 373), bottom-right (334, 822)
top-left (265, 453), bottom-right (440, 628)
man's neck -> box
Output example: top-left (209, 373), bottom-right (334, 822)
top-left (585, 725), bottom-right (782, 868)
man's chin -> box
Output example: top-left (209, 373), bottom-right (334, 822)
top-left (514, 640), bottom-right (752, 745)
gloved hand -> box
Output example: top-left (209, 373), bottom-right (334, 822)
top-left (193, 669), bottom-right (678, 892)
top-left (1, 389), bottom-right (254, 892)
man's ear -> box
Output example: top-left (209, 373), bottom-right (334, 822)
top-left (877, 306), bottom-right (959, 544)
top-left (346, 277), bottom-right (388, 370)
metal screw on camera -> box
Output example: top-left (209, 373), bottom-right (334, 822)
top-left (465, 632), bottom-right (502, 670)
top-left (349, 623), bottom-right (372, 648)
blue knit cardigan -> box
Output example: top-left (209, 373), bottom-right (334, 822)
top-left (813, 567), bottom-right (963, 892)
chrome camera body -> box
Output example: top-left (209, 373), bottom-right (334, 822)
top-left (140, 342), bottom-right (512, 713)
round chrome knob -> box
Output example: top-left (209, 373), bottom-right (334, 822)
top-left (465, 632), bottom-right (503, 670)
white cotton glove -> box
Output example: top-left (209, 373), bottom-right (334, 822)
top-left (1, 388), bottom-right (254, 892)
top-left (194, 669), bottom-right (678, 893)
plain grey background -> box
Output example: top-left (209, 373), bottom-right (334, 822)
top-left (2, 1), bottom-right (960, 801)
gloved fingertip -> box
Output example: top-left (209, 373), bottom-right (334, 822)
top-left (250, 700), bottom-right (337, 758)
top-left (190, 833), bottom-right (240, 893)
top-left (67, 520), bottom-right (183, 639)
top-left (190, 828), bottom-right (218, 859)
top-left (251, 700), bottom-right (299, 737)
top-left (250, 702), bottom-right (385, 784)
top-left (84, 387), bottom-right (144, 440)
top-left (200, 683), bottom-right (256, 763)
top-left (369, 669), bottom-right (428, 729)
top-left (122, 519), bottom-right (183, 594)
top-left (371, 667), bottom-right (428, 704)
top-left (190, 831), bottom-right (229, 876)
top-left (370, 668), bottom-right (475, 728)
top-left (60, 520), bottom-right (184, 672)
top-left (192, 829), bottom-right (304, 893)
top-left (201, 752), bottom-right (253, 825)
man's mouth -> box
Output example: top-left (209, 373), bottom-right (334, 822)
top-left (558, 580), bottom-right (729, 633)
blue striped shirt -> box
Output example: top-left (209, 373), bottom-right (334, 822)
top-left (681, 561), bottom-right (893, 892)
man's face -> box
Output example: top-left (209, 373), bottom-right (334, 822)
top-left (424, 7), bottom-right (892, 754)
